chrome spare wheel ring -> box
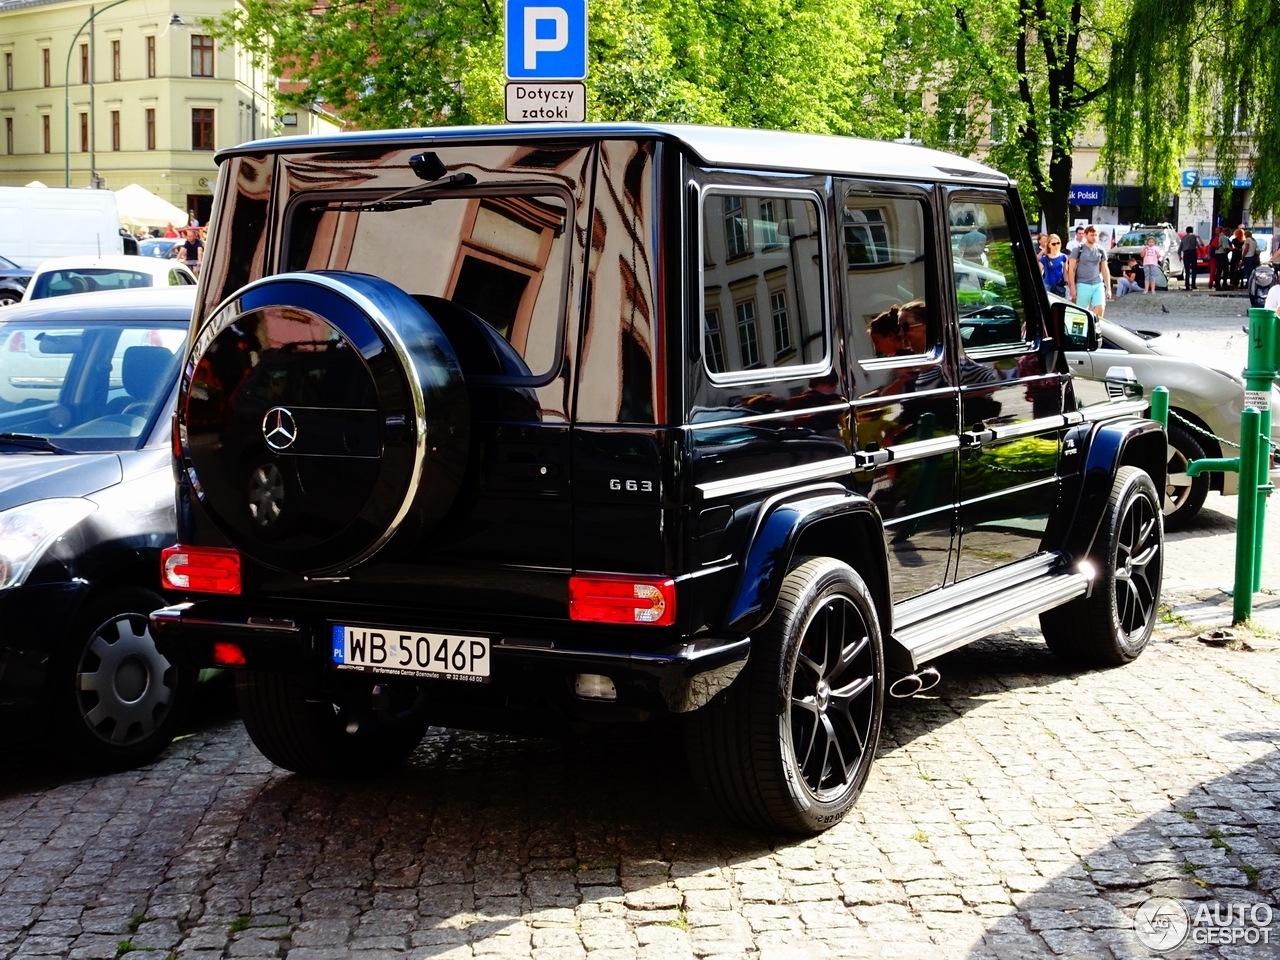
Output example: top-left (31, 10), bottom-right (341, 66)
top-left (76, 614), bottom-right (175, 746)
top-left (787, 594), bottom-right (876, 801)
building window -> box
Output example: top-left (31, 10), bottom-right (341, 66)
top-left (735, 299), bottom-right (760, 368)
top-left (704, 309), bottom-right (725, 374)
top-left (42, 115), bottom-right (50, 153)
top-left (79, 112), bottom-right (88, 152)
top-left (145, 108), bottom-right (155, 150)
top-left (5, 53), bottom-right (12, 91)
top-left (42, 48), bottom-right (50, 87)
top-left (191, 107), bottom-right (214, 150)
top-left (146, 36), bottom-right (155, 78)
top-left (110, 110), bottom-right (119, 151)
top-left (111, 39), bottom-right (120, 81)
top-left (758, 199), bottom-right (780, 246)
top-left (844, 206), bottom-right (893, 265)
top-left (5, 118), bottom-right (12, 155)
top-left (770, 290), bottom-right (792, 356)
top-left (80, 43), bottom-right (89, 84)
top-left (723, 196), bottom-right (749, 259)
top-left (191, 35), bottom-right (213, 77)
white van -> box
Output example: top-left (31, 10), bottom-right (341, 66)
top-left (0, 187), bottom-right (124, 269)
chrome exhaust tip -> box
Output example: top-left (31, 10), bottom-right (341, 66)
top-left (889, 674), bottom-right (923, 698)
top-left (916, 666), bottom-right (941, 693)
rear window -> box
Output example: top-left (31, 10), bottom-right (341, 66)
top-left (31, 268), bottom-right (153, 299)
top-left (284, 189), bottom-right (571, 382)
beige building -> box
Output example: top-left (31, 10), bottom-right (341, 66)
top-left (0, 0), bottom-right (338, 225)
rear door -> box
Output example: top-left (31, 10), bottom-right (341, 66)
top-left (946, 192), bottom-right (1065, 581)
top-left (839, 179), bottom-right (958, 599)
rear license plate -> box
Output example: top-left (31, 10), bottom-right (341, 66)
top-left (331, 624), bottom-right (491, 683)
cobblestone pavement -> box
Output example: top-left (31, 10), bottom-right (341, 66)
top-left (4, 599), bottom-right (1280, 960)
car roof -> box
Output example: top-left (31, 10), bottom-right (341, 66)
top-left (216, 122), bottom-right (1012, 187)
top-left (0, 286), bottom-right (196, 323)
top-left (31, 255), bottom-right (185, 273)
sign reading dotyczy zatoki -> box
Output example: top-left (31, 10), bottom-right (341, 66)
top-left (504, 82), bottom-right (586, 122)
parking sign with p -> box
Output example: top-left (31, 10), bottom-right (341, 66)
top-left (505, 0), bottom-right (587, 79)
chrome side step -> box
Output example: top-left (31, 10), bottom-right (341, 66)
top-left (893, 570), bottom-right (1090, 668)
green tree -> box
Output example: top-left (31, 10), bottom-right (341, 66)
top-left (885, 0), bottom-right (1126, 235)
top-left (1101, 0), bottom-right (1280, 218)
top-left (209, 0), bottom-right (898, 137)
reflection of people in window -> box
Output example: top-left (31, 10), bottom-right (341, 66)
top-left (958, 226), bottom-right (987, 264)
top-left (869, 306), bottom-right (907, 357)
top-left (897, 301), bottom-right (929, 354)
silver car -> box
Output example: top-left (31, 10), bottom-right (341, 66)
top-left (1108, 224), bottom-right (1183, 282)
top-left (1067, 317), bottom-right (1280, 528)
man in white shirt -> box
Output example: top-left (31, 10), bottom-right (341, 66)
top-left (1065, 226), bottom-right (1086, 255)
top-left (1266, 282), bottom-right (1280, 315)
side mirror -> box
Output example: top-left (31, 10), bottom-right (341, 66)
top-left (1053, 301), bottom-right (1101, 351)
top-left (1104, 365), bottom-right (1144, 400)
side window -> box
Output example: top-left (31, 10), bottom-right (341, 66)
top-left (842, 194), bottom-right (936, 362)
top-left (949, 199), bottom-right (1034, 352)
top-left (701, 191), bottom-right (827, 380)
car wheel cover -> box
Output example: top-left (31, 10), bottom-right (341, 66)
top-left (75, 614), bottom-right (175, 746)
top-left (784, 594), bottom-right (876, 802)
top-left (1165, 442), bottom-right (1194, 516)
top-left (1113, 492), bottom-right (1161, 641)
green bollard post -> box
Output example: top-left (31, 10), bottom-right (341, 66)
top-left (1234, 406), bottom-right (1261, 624)
top-left (1245, 308), bottom-right (1276, 593)
top-left (1150, 385), bottom-right (1169, 430)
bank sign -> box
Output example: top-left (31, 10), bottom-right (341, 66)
top-left (504, 0), bottom-right (587, 122)
top-left (1182, 170), bottom-right (1253, 189)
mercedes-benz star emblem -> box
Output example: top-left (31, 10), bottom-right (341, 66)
top-left (262, 407), bottom-right (298, 451)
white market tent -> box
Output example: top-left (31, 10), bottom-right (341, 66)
top-left (114, 183), bottom-right (188, 230)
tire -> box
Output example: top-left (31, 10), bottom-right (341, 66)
top-left (1163, 423), bottom-right (1209, 531)
top-left (686, 557), bottom-right (884, 833)
top-left (0, 288), bottom-right (23, 307)
top-left (1041, 466), bottom-right (1163, 666)
top-left (55, 588), bottom-right (196, 770)
top-left (237, 670), bottom-right (430, 778)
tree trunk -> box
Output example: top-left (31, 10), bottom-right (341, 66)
top-left (1040, 147), bottom-right (1074, 238)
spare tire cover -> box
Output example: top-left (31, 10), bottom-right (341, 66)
top-left (181, 271), bottom-right (469, 575)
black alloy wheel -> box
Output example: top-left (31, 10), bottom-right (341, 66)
top-left (1042, 466), bottom-right (1163, 666)
top-left (787, 592), bottom-right (877, 801)
top-left (686, 557), bottom-right (884, 833)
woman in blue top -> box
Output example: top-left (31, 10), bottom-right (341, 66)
top-left (1038, 234), bottom-right (1068, 296)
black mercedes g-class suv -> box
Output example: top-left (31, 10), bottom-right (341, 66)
top-left (152, 124), bottom-right (1166, 833)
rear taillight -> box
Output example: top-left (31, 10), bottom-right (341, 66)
top-left (171, 414), bottom-right (181, 460)
top-left (569, 576), bottom-right (676, 626)
top-left (161, 545), bottom-right (241, 594)
top-left (212, 642), bottom-right (247, 666)
top-left (7, 332), bottom-right (25, 352)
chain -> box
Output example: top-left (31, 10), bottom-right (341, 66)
top-left (1168, 408), bottom-right (1240, 450)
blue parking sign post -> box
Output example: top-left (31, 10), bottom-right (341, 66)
top-left (505, 0), bottom-right (588, 80)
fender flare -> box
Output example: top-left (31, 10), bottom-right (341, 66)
top-left (724, 484), bottom-right (887, 636)
top-left (1059, 417), bottom-right (1167, 563)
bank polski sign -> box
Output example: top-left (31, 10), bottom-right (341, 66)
top-left (504, 0), bottom-right (587, 122)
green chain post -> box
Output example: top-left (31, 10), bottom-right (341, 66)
top-left (1234, 407), bottom-right (1261, 623)
top-left (1150, 386), bottom-right (1169, 429)
top-left (1245, 308), bottom-right (1276, 594)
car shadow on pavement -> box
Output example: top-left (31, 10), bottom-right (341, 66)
top-left (965, 744), bottom-right (1280, 959)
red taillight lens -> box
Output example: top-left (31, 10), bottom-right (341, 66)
top-left (171, 414), bottom-right (181, 461)
top-left (568, 576), bottom-right (676, 626)
top-left (161, 545), bottom-right (241, 594)
top-left (7, 332), bottom-right (25, 352)
top-left (212, 642), bottom-right (246, 666)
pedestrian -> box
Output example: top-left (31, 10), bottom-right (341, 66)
top-left (1066, 225), bottom-right (1086, 255)
top-left (178, 226), bottom-right (203, 275)
top-left (1267, 275), bottom-right (1280, 315)
top-left (1214, 226), bottom-right (1232, 290)
top-left (1038, 234), bottom-right (1068, 296)
top-left (1229, 227), bottom-right (1245, 288)
top-left (1115, 257), bottom-right (1144, 297)
top-left (1141, 236), bottom-right (1161, 293)
top-left (163, 222), bottom-right (178, 239)
top-left (1177, 225), bottom-right (1201, 290)
top-left (1066, 224), bottom-right (1111, 316)
top-left (1241, 230), bottom-right (1260, 284)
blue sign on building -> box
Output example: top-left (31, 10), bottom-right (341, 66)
top-left (1068, 184), bottom-right (1104, 204)
top-left (1182, 170), bottom-right (1253, 189)
top-left (505, 0), bottom-right (588, 80)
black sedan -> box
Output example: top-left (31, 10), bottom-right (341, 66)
top-left (0, 287), bottom-right (196, 768)
top-left (0, 254), bottom-right (33, 307)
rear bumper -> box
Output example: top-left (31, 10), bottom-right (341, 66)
top-left (150, 602), bottom-right (750, 717)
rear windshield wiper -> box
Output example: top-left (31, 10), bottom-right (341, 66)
top-left (340, 173), bottom-right (480, 212)
top-left (0, 432), bottom-right (71, 454)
